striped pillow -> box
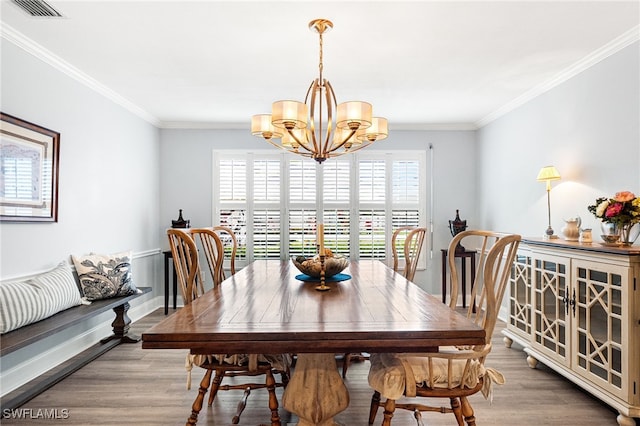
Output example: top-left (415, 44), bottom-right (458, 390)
top-left (0, 262), bottom-right (84, 334)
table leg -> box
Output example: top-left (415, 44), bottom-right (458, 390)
top-left (461, 256), bottom-right (467, 308)
top-left (173, 268), bottom-right (178, 310)
top-left (282, 353), bottom-right (349, 426)
top-left (470, 254), bottom-right (477, 313)
top-left (441, 251), bottom-right (447, 304)
top-left (164, 252), bottom-right (169, 315)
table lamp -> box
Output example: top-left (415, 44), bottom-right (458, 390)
top-left (536, 166), bottom-right (561, 239)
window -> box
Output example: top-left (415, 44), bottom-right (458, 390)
top-left (213, 151), bottom-right (426, 268)
top-left (322, 160), bottom-right (351, 257)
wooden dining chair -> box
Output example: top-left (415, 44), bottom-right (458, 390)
top-left (167, 228), bottom-right (205, 302)
top-left (189, 228), bottom-right (225, 287)
top-left (212, 225), bottom-right (237, 282)
top-left (367, 230), bottom-right (521, 426)
top-left (342, 226), bottom-right (428, 378)
top-left (392, 226), bottom-right (427, 281)
top-left (166, 229), bottom-right (291, 426)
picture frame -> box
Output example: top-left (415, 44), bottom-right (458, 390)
top-left (0, 112), bottom-right (60, 222)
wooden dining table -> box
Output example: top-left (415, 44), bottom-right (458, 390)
top-left (142, 259), bottom-right (485, 426)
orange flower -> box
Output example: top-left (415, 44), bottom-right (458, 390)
top-left (614, 191), bottom-right (636, 202)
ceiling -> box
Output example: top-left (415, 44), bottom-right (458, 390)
top-left (1, 1), bottom-right (639, 130)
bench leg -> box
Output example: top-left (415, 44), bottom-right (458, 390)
top-left (100, 302), bottom-right (140, 344)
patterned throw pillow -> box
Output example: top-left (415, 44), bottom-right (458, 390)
top-left (0, 262), bottom-right (83, 334)
top-left (71, 251), bottom-right (138, 301)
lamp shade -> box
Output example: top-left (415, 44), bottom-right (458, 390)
top-left (356, 117), bottom-right (388, 142)
top-left (336, 101), bottom-right (372, 130)
top-left (332, 127), bottom-right (360, 148)
top-left (536, 166), bottom-right (561, 182)
top-left (272, 100), bottom-right (308, 130)
top-left (251, 114), bottom-right (283, 139)
top-left (281, 129), bottom-right (306, 148)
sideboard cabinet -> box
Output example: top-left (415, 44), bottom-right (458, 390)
top-left (502, 238), bottom-right (640, 426)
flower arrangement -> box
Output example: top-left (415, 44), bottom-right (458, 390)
top-left (587, 191), bottom-right (640, 225)
top-left (588, 191), bottom-right (640, 246)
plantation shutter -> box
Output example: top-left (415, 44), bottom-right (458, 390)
top-left (391, 159), bottom-right (422, 264)
top-left (289, 159), bottom-right (317, 257)
top-left (213, 150), bottom-right (425, 266)
top-left (253, 158), bottom-right (281, 258)
top-left (322, 160), bottom-right (351, 256)
top-left (358, 159), bottom-right (386, 259)
top-left (218, 158), bottom-right (248, 260)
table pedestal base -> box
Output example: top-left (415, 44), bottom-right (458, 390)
top-left (282, 353), bottom-right (349, 426)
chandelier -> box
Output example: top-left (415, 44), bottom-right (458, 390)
top-left (251, 19), bottom-right (388, 163)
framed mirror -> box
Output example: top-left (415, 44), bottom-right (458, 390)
top-left (0, 112), bottom-right (60, 222)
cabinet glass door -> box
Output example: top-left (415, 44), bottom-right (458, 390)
top-left (508, 251), bottom-right (532, 341)
top-left (572, 259), bottom-right (626, 399)
top-left (532, 253), bottom-right (570, 366)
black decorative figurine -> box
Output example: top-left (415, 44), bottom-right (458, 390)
top-left (171, 209), bottom-right (190, 228)
top-left (449, 209), bottom-right (467, 252)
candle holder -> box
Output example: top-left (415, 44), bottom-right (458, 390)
top-left (315, 251), bottom-right (330, 291)
top-left (171, 209), bottom-right (190, 228)
top-left (449, 209), bottom-right (467, 253)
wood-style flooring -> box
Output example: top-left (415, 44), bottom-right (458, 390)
top-left (1, 308), bottom-right (626, 425)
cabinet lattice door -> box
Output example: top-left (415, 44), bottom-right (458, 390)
top-left (508, 251), bottom-right (532, 341)
top-left (532, 253), bottom-right (570, 367)
top-left (573, 259), bottom-right (626, 399)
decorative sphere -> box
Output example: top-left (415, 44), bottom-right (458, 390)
top-left (291, 255), bottom-right (349, 278)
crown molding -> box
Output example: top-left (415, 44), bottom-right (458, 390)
top-left (475, 25), bottom-right (640, 128)
top-left (1, 23), bottom-right (160, 127)
top-left (388, 122), bottom-right (478, 131)
top-left (160, 121), bottom-right (248, 130)
top-left (159, 120), bottom-right (478, 131)
top-left (4, 21), bottom-right (636, 133)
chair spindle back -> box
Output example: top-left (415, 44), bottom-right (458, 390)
top-left (167, 229), bottom-right (203, 304)
top-left (212, 226), bottom-right (237, 281)
top-left (189, 228), bottom-right (225, 287)
top-left (447, 230), bottom-right (521, 343)
top-left (392, 226), bottom-right (427, 282)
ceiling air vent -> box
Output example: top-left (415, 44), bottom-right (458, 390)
top-left (12, 0), bottom-right (63, 17)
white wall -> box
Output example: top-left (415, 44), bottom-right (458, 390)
top-left (477, 41), bottom-right (640, 240)
top-left (476, 42), bottom-right (639, 317)
top-left (1, 40), bottom-right (162, 279)
top-left (1, 38), bottom-right (162, 394)
top-left (159, 128), bottom-right (477, 294)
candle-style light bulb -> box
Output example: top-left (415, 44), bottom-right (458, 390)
top-left (318, 223), bottom-right (325, 254)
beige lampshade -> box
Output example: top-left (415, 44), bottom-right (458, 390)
top-left (272, 100), bottom-right (308, 130)
top-left (356, 117), bottom-right (388, 142)
top-left (332, 127), bottom-right (361, 148)
top-left (281, 129), bottom-right (306, 148)
top-left (251, 114), bottom-right (283, 139)
top-left (536, 166), bottom-right (561, 182)
top-left (336, 101), bottom-right (372, 130)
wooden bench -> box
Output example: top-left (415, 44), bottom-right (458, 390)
top-left (0, 287), bottom-right (151, 410)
